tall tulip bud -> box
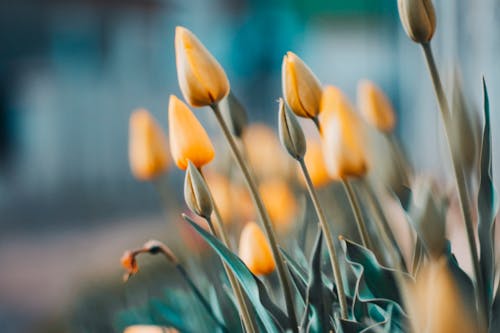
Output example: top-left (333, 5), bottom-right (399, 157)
top-left (168, 95), bottom-right (215, 170)
top-left (128, 109), bottom-right (169, 181)
top-left (321, 86), bottom-right (369, 180)
top-left (357, 80), bottom-right (396, 133)
top-left (175, 26), bottom-right (230, 107)
top-left (282, 51), bottom-right (322, 119)
top-left (239, 221), bottom-right (276, 275)
top-left (398, 0), bottom-right (436, 44)
top-left (278, 98), bottom-right (306, 160)
top-left (184, 161), bottom-right (213, 219)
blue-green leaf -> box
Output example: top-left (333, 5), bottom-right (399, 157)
top-left (478, 78), bottom-right (498, 317)
top-left (490, 281), bottom-right (500, 332)
top-left (184, 215), bottom-right (283, 333)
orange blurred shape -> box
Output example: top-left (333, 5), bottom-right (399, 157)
top-left (128, 109), bottom-right (169, 181)
top-left (238, 221), bottom-right (275, 275)
top-left (259, 179), bottom-right (297, 232)
top-left (124, 325), bottom-right (178, 333)
top-left (175, 26), bottom-right (229, 107)
top-left (320, 86), bottom-right (369, 180)
top-left (205, 172), bottom-right (233, 224)
top-left (408, 258), bottom-right (483, 333)
top-left (243, 123), bottom-right (293, 181)
top-left (168, 95), bottom-right (215, 170)
top-left (357, 79), bottom-right (396, 133)
top-left (299, 139), bottom-right (331, 188)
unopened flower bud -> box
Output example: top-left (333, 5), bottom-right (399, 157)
top-left (220, 92), bottom-right (248, 138)
top-left (168, 95), bottom-right (215, 170)
top-left (184, 161), bottom-right (213, 219)
top-left (398, 0), bottom-right (436, 44)
top-left (282, 51), bottom-right (322, 119)
top-left (357, 80), bottom-right (396, 133)
top-left (175, 26), bottom-right (229, 107)
top-left (239, 221), bottom-right (275, 275)
top-left (278, 98), bottom-right (306, 160)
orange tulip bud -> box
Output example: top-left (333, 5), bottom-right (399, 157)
top-left (259, 179), bottom-right (297, 232)
top-left (239, 221), bottom-right (275, 275)
top-left (357, 80), bottom-right (396, 133)
top-left (299, 139), bottom-right (331, 188)
top-left (321, 86), bottom-right (369, 180)
top-left (175, 26), bottom-right (229, 107)
top-left (168, 95), bottom-right (215, 170)
top-left (282, 51), bottom-right (322, 119)
top-left (128, 109), bottom-right (169, 181)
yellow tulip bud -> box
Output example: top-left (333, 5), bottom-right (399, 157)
top-left (357, 80), bottom-right (396, 133)
top-left (321, 86), bottom-right (369, 180)
top-left (299, 139), bottom-right (331, 188)
top-left (168, 95), bottom-right (215, 170)
top-left (282, 51), bottom-right (322, 119)
top-left (239, 221), bottom-right (275, 275)
top-left (128, 109), bottom-right (169, 181)
top-left (175, 26), bottom-right (230, 107)
top-left (259, 179), bottom-right (297, 232)
top-left (124, 325), bottom-right (178, 333)
top-left (398, 0), bottom-right (436, 44)
top-left (408, 258), bottom-right (482, 333)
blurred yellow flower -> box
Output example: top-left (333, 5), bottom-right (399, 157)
top-left (357, 80), bottom-right (396, 133)
top-left (175, 26), bottom-right (229, 107)
top-left (408, 258), bottom-right (482, 333)
top-left (321, 86), bottom-right (369, 180)
top-left (168, 95), bottom-right (215, 170)
top-left (299, 139), bottom-right (330, 188)
top-left (124, 325), bottom-right (178, 333)
top-left (239, 221), bottom-right (275, 275)
top-left (243, 123), bottom-right (293, 181)
top-left (282, 51), bottom-right (322, 119)
top-left (259, 179), bottom-right (297, 232)
top-left (128, 109), bottom-right (169, 181)
top-left (205, 172), bottom-right (233, 223)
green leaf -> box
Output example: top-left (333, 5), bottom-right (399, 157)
top-left (490, 281), bottom-right (500, 332)
top-left (341, 238), bottom-right (411, 315)
top-left (302, 228), bottom-right (330, 332)
top-left (334, 317), bottom-right (366, 333)
top-left (183, 214), bottom-right (283, 332)
top-left (478, 78), bottom-right (498, 317)
top-left (149, 298), bottom-right (194, 333)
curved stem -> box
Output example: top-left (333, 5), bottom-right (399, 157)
top-left (298, 158), bottom-right (348, 319)
top-left (421, 42), bottom-right (485, 318)
top-left (342, 180), bottom-right (374, 251)
top-left (211, 103), bottom-right (298, 331)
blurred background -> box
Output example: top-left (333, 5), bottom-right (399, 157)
top-left (0, 0), bottom-right (499, 332)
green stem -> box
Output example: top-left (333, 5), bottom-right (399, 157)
top-left (342, 180), bottom-right (374, 251)
top-left (210, 103), bottom-right (298, 332)
top-left (298, 158), bottom-right (348, 319)
top-left (421, 42), bottom-right (485, 317)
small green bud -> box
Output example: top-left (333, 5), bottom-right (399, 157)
top-left (398, 0), bottom-right (436, 44)
top-left (184, 161), bottom-right (213, 219)
top-left (278, 98), bottom-right (306, 160)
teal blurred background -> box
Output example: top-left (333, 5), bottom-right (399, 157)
top-left (0, 0), bottom-right (499, 332)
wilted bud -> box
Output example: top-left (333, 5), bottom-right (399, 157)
top-left (321, 86), bottom-right (369, 180)
top-left (357, 80), bottom-right (396, 133)
top-left (219, 92), bottom-right (248, 138)
top-left (239, 221), bottom-right (276, 275)
top-left (184, 161), bottom-right (213, 219)
top-left (168, 95), bottom-right (215, 170)
top-left (120, 250), bottom-right (138, 281)
top-left (259, 179), bottom-right (297, 232)
top-left (282, 51), bottom-right (322, 119)
top-left (278, 98), bottom-right (306, 160)
top-left (128, 109), bottom-right (169, 181)
top-left (398, 0), bottom-right (436, 43)
top-left (175, 26), bottom-right (229, 107)
top-left (408, 258), bottom-right (482, 333)
top-left (299, 139), bottom-right (330, 188)
top-left (124, 325), bottom-right (178, 333)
